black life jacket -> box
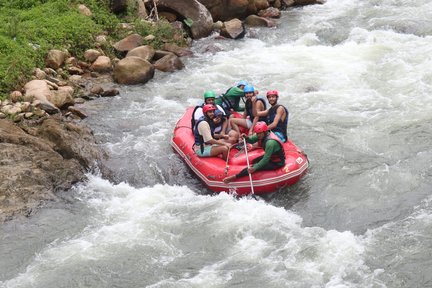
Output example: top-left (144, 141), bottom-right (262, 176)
top-left (267, 104), bottom-right (288, 142)
top-left (193, 116), bottom-right (215, 153)
top-left (190, 105), bottom-right (202, 130)
top-left (259, 131), bottom-right (285, 165)
top-left (245, 96), bottom-right (267, 121)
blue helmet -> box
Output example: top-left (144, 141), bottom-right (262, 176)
top-left (237, 80), bottom-right (248, 87)
top-left (243, 84), bottom-right (254, 93)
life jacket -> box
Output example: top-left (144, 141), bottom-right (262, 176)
top-left (190, 105), bottom-right (202, 130)
top-left (267, 104), bottom-right (288, 142)
top-left (191, 104), bottom-right (225, 129)
top-left (259, 131), bottom-right (285, 165)
top-left (256, 97), bottom-right (268, 122)
top-left (193, 116), bottom-right (215, 153)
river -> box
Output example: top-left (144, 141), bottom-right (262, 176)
top-left (2, 0), bottom-right (432, 287)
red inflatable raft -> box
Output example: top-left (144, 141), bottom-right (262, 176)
top-left (171, 107), bottom-right (308, 195)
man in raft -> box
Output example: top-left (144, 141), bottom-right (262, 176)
top-left (215, 80), bottom-right (248, 115)
top-left (255, 90), bottom-right (289, 143)
top-left (223, 121), bottom-right (285, 183)
top-left (194, 104), bottom-right (231, 160)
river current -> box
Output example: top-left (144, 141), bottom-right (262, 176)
top-left (1, 0), bottom-right (432, 287)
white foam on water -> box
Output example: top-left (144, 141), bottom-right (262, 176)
top-left (2, 176), bottom-right (381, 287)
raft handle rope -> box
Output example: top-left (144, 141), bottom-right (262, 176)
top-left (243, 137), bottom-right (255, 194)
top-left (224, 144), bottom-right (231, 175)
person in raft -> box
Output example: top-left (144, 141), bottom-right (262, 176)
top-left (212, 109), bottom-right (240, 145)
top-left (223, 121), bottom-right (285, 183)
top-left (192, 90), bottom-right (225, 129)
top-left (229, 84), bottom-right (267, 136)
top-left (215, 80), bottom-right (248, 115)
top-left (194, 104), bottom-right (231, 160)
top-left (255, 90), bottom-right (288, 142)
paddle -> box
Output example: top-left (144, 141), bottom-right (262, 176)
top-left (243, 137), bottom-right (255, 194)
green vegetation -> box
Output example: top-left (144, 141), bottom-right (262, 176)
top-left (0, 0), bottom-right (187, 99)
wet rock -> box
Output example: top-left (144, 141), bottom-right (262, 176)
top-left (153, 53), bottom-right (185, 72)
top-left (220, 18), bottom-right (245, 39)
top-left (0, 117), bottom-right (110, 222)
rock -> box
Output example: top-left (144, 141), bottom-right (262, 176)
top-left (1, 105), bottom-right (21, 115)
top-left (126, 45), bottom-right (155, 61)
top-left (198, 0), bottom-right (249, 22)
top-left (213, 21), bottom-right (224, 30)
top-left (36, 101), bottom-right (60, 114)
top-left (101, 88), bottom-right (120, 97)
top-left (295, 0), bottom-right (325, 5)
top-left (90, 85), bottom-right (104, 95)
top-left (245, 15), bottom-right (276, 27)
top-left (45, 49), bottom-right (67, 70)
top-left (220, 18), bottom-right (245, 39)
top-left (95, 35), bottom-right (108, 44)
top-left (257, 7), bottom-right (281, 18)
top-left (47, 86), bottom-right (75, 109)
top-left (113, 34), bottom-right (144, 52)
top-left (113, 56), bottom-right (155, 85)
top-left (68, 106), bottom-right (88, 119)
top-left (162, 43), bottom-right (193, 57)
top-left (153, 53), bottom-right (185, 72)
top-left (156, 0), bottom-right (214, 39)
top-left (9, 91), bottom-right (23, 102)
top-left (73, 98), bottom-right (86, 104)
top-left (144, 35), bottom-right (155, 41)
top-left (153, 50), bottom-right (174, 61)
top-left (67, 66), bottom-right (84, 75)
top-left (84, 49), bottom-right (102, 63)
top-left (78, 4), bottom-right (92, 16)
top-left (254, 0), bottom-right (271, 10)
top-left (23, 80), bottom-right (52, 103)
top-left (0, 118), bottom-right (109, 222)
top-left (90, 56), bottom-right (112, 73)
top-left (34, 68), bottom-right (47, 80)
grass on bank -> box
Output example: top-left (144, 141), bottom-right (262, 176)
top-left (0, 0), bottom-right (186, 99)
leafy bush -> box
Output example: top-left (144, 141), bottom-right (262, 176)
top-left (0, 0), bottom-right (188, 97)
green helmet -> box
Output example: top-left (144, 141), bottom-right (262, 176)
top-left (203, 90), bottom-right (216, 99)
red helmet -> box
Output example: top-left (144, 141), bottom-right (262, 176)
top-left (254, 121), bottom-right (268, 133)
top-left (203, 104), bottom-right (216, 114)
top-left (266, 90), bottom-right (279, 97)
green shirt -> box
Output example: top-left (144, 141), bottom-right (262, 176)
top-left (215, 87), bottom-right (245, 112)
top-left (245, 134), bottom-right (282, 171)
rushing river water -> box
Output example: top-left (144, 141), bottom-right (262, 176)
top-left (2, 1), bottom-right (432, 287)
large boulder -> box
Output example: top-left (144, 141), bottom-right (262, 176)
top-left (156, 0), bottom-right (213, 39)
top-left (198, 0), bottom-right (249, 21)
top-left (113, 56), bottom-right (155, 85)
top-left (0, 118), bottom-right (109, 222)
